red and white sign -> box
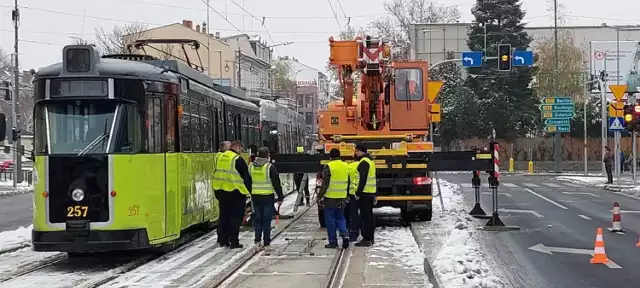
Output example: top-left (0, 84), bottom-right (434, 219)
top-left (594, 50), bottom-right (604, 60)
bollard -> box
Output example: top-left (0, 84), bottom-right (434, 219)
top-left (508, 158), bottom-right (514, 172)
top-left (528, 161), bottom-right (534, 174)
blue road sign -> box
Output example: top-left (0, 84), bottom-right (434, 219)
top-left (544, 125), bottom-right (570, 133)
top-left (542, 97), bottom-right (573, 104)
top-left (512, 50), bottom-right (534, 66)
top-left (545, 118), bottom-right (571, 126)
top-left (461, 51), bottom-right (483, 67)
top-left (608, 117), bottom-right (626, 131)
top-left (539, 104), bottom-right (574, 112)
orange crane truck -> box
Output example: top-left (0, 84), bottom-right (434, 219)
top-left (273, 35), bottom-right (500, 225)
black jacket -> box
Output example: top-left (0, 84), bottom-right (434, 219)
top-left (355, 154), bottom-right (373, 197)
top-left (231, 151), bottom-right (252, 195)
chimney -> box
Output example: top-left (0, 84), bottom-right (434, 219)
top-left (215, 32), bottom-right (220, 38)
top-left (182, 20), bottom-right (193, 29)
top-left (195, 24), bottom-right (201, 33)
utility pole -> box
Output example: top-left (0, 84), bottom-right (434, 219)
top-left (553, 0), bottom-right (561, 173)
top-left (237, 48), bottom-right (241, 88)
top-left (615, 29), bottom-right (621, 185)
top-left (583, 70), bottom-right (588, 175)
top-left (12, 0), bottom-right (22, 187)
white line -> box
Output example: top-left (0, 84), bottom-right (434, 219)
top-left (503, 183), bottom-right (518, 188)
top-left (522, 183), bottom-right (541, 188)
top-left (562, 192), bottom-right (600, 197)
top-left (578, 214), bottom-right (591, 220)
top-left (543, 183), bottom-right (563, 188)
top-left (523, 188), bottom-right (568, 210)
top-left (499, 208), bottom-right (544, 217)
top-left (604, 260), bottom-right (622, 269)
top-left (481, 192), bottom-right (513, 197)
top-left (460, 183), bottom-right (472, 188)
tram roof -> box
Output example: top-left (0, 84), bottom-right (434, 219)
top-left (34, 58), bottom-right (180, 83)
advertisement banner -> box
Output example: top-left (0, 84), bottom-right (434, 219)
top-left (590, 41), bottom-right (640, 101)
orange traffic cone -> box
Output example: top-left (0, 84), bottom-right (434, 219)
top-left (590, 228), bottom-right (609, 264)
top-left (609, 202), bottom-right (625, 233)
top-left (635, 236), bottom-right (640, 248)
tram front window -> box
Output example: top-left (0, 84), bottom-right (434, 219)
top-left (35, 100), bottom-right (140, 155)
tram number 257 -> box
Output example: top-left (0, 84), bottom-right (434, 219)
top-left (67, 206), bottom-right (88, 217)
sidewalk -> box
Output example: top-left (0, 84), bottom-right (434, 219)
top-left (555, 174), bottom-right (640, 193)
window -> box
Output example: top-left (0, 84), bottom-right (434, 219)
top-left (147, 97), bottom-right (163, 153)
top-left (200, 104), bottom-right (211, 152)
top-left (181, 100), bottom-right (191, 151)
top-left (305, 112), bottom-right (313, 125)
top-left (115, 104), bottom-right (143, 153)
top-left (191, 100), bottom-right (201, 152)
top-left (165, 97), bottom-right (177, 152)
top-left (394, 68), bottom-right (424, 101)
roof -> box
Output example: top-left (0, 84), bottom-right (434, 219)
top-left (35, 58), bottom-right (179, 83)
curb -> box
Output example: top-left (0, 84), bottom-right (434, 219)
top-left (555, 177), bottom-right (637, 192)
top-left (409, 225), bottom-right (441, 288)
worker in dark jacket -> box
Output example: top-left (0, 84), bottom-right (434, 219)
top-left (249, 147), bottom-right (284, 250)
top-left (212, 140), bottom-right (252, 249)
top-left (294, 146), bottom-right (311, 206)
top-left (353, 144), bottom-right (377, 247)
top-left (317, 148), bottom-right (350, 249)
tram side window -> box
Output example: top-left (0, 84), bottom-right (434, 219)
top-left (165, 98), bottom-right (177, 152)
top-left (147, 97), bottom-right (163, 153)
top-left (191, 100), bottom-right (201, 152)
top-left (115, 104), bottom-right (143, 153)
top-left (228, 112), bottom-right (235, 139)
top-left (200, 104), bottom-right (211, 152)
top-left (181, 100), bottom-right (192, 151)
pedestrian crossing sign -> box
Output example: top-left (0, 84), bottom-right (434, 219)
top-left (608, 117), bottom-right (625, 131)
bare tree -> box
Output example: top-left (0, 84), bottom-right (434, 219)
top-left (70, 37), bottom-right (95, 46)
top-left (0, 48), bottom-right (35, 133)
top-left (156, 44), bottom-right (175, 60)
top-left (95, 22), bottom-right (149, 55)
top-left (369, 0), bottom-right (461, 59)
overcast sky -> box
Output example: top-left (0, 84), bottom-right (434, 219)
top-left (1, 0), bottom-right (638, 80)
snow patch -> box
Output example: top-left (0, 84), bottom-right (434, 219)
top-left (370, 227), bottom-right (426, 274)
top-left (0, 180), bottom-right (33, 196)
top-left (0, 225), bottom-right (32, 250)
top-left (428, 180), bottom-right (507, 288)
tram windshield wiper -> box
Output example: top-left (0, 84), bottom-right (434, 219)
top-left (77, 120), bottom-right (110, 156)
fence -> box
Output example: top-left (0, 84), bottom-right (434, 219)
top-left (0, 170), bottom-right (33, 185)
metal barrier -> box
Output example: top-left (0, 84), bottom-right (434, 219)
top-left (0, 170), bottom-right (33, 185)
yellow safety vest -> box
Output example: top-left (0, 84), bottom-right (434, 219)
top-left (359, 157), bottom-right (377, 193)
top-left (296, 146), bottom-right (304, 153)
top-left (348, 162), bottom-right (359, 195)
top-left (212, 150), bottom-right (250, 195)
top-left (249, 163), bottom-right (274, 195)
top-left (326, 159), bottom-right (349, 199)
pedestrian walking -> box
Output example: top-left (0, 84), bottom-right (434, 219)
top-left (249, 147), bottom-right (284, 250)
top-left (345, 160), bottom-right (361, 242)
top-left (353, 144), bottom-right (376, 247)
top-left (212, 140), bottom-right (251, 249)
top-left (604, 146), bottom-right (614, 184)
top-left (317, 148), bottom-right (350, 249)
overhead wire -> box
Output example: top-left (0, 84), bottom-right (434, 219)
top-left (325, 0), bottom-right (342, 31)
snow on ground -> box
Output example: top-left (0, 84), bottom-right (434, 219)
top-left (0, 180), bottom-right (33, 196)
top-left (556, 176), bottom-right (640, 192)
top-left (414, 179), bottom-right (507, 288)
top-left (0, 225), bottom-right (32, 252)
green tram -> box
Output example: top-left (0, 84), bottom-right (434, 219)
top-left (30, 45), bottom-right (305, 253)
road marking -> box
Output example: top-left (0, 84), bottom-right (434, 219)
top-left (562, 192), bottom-right (600, 197)
top-left (498, 208), bottom-right (543, 217)
top-left (522, 183), bottom-right (541, 188)
top-left (528, 243), bottom-right (621, 268)
top-left (543, 183), bottom-right (563, 188)
top-left (503, 183), bottom-right (518, 188)
top-left (613, 192), bottom-right (640, 201)
top-left (563, 182), bottom-right (584, 187)
top-left (578, 214), bottom-right (591, 220)
top-left (608, 209), bottom-right (640, 214)
top-left (523, 188), bottom-right (568, 209)
top-left (460, 183), bottom-right (472, 188)
top-left (482, 192), bottom-right (512, 197)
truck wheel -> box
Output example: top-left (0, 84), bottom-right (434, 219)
top-left (417, 209), bottom-right (432, 221)
top-left (400, 210), bottom-right (416, 222)
top-left (318, 207), bottom-right (326, 227)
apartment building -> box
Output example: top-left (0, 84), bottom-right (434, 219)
top-left (220, 34), bottom-right (273, 98)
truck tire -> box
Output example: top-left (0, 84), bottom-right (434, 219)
top-left (417, 209), bottom-right (432, 221)
top-left (318, 207), bottom-right (326, 227)
top-left (400, 209), bottom-right (416, 222)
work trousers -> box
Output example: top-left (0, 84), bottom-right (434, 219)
top-left (294, 173), bottom-right (310, 205)
top-left (215, 190), bottom-right (247, 246)
top-left (605, 164), bottom-right (613, 184)
top-left (358, 194), bottom-right (376, 242)
top-left (324, 207), bottom-right (348, 245)
top-left (252, 201), bottom-right (275, 245)
top-left (344, 196), bottom-right (360, 241)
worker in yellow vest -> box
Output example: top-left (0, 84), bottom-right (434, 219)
top-left (353, 144), bottom-right (377, 247)
top-left (317, 148), bottom-right (350, 249)
top-left (345, 161), bottom-right (361, 242)
top-left (212, 141), bottom-right (231, 247)
top-left (212, 140), bottom-right (251, 249)
top-left (249, 147), bottom-right (284, 250)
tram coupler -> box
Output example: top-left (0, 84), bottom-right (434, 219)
top-left (469, 172), bottom-right (489, 219)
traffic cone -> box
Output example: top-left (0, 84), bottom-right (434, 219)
top-left (590, 228), bottom-right (609, 264)
top-left (635, 235), bottom-right (640, 247)
top-left (609, 202), bottom-right (625, 233)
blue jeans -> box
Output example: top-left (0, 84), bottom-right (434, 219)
top-left (324, 207), bottom-right (348, 245)
top-left (253, 203), bottom-right (275, 245)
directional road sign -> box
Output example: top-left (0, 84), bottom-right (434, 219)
top-left (461, 51), bottom-right (483, 67)
top-left (608, 101), bottom-right (624, 117)
top-left (541, 97), bottom-right (572, 105)
top-left (512, 50), bottom-right (534, 66)
top-left (544, 118), bottom-right (570, 126)
top-left (539, 104), bottom-right (574, 111)
top-left (608, 117), bottom-right (625, 131)
top-left (541, 111), bottom-right (574, 119)
top-left (544, 125), bottom-right (570, 133)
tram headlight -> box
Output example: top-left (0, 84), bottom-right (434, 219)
top-left (71, 189), bottom-right (85, 202)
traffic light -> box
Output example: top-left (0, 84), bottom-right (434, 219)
top-left (11, 128), bottom-right (20, 142)
top-left (498, 44), bottom-right (512, 71)
top-left (1, 81), bottom-right (9, 101)
top-left (624, 104), bottom-right (640, 131)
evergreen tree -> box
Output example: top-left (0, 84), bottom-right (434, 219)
top-left (466, 0), bottom-right (537, 140)
top-left (430, 52), bottom-right (481, 146)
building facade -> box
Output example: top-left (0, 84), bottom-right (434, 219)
top-left (221, 34), bottom-right (273, 98)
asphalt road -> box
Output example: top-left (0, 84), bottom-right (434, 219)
top-left (0, 193), bottom-right (32, 231)
top-left (442, 173), bottom-right (640, 288)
